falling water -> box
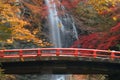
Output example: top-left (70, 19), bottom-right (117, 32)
top-left (45, 0), bottom-right (63, 48)
top-left (45, 0), bottom-right (78, 80)
top-left (45, 0), bottom-right (78, 48)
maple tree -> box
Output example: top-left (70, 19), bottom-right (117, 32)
top-left (71, 24), bottom-right (120, 50)
top-left (0, 0), bottom-right (50, 48)
top-left (54, 0), bottom-right (119, 50)
top-left (69, 0), bottom-right (120, 50)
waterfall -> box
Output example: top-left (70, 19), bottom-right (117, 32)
top-left (71, 16), bottom-right (79, 40)
top-left (45, 0), bottom-right (63, 48)
top-left (45, 0), bottom-right (78, 79)
top-left (45, 0), bottom-right (78, 48)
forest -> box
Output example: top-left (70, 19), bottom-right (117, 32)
top-left (0, 0), bottom-right (120, 50)
top-left (0, 0), bottom-right (120, 80)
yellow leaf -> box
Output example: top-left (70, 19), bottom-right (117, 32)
top-left (58, 23), bottom-right (62, 28)
top-left (7, 39), bottom-right (13, 44)
top-left (20, 58), bottom-right (24, 62)
top-left (112, 16), bottom-right (117, 21)
top-left (27, 40), bottom-right (30, 42)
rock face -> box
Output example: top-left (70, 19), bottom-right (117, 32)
top-left (71, 75), bottom-right (106, 80)
top-left (15, 74), bottom-right (106, 80)
top-left (15, 75), bottom-right (70, 80)
top-left (15, 75), bottom-right (53, 80)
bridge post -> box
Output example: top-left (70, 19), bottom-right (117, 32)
top-left (0, 50), bottom-right (4, 58)
top-left (19, 50), bottom-right (23, 57)
top-left (56, 49), bottom-right (60, 56)
top-left (19, 50), bottom-right (24, 61)
top-left (111, 51), bottom-right (115, 60)
top-left (74, 49), bottom-right (78, 57)
top-left (37, 49), bottom-right (41, 56)
top-left (93, 51), bottom-right (97, 58)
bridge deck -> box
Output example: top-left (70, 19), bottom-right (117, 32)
top-left (1, 57), bottom-right (120, 74)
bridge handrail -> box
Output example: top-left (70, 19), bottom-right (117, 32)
top-left (0, 48), bottom-right (120, 60)
top-left (0, 48), bottom-right (120, 52)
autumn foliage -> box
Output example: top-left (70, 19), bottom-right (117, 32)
top-left (71, 22), bottom-right (120, 49)
top-left (0, 0), bottom-right (51, 48)
top-left (0, 0), bottom-right (120, 49)
top-left (66, 0), bottom-right (120, 50)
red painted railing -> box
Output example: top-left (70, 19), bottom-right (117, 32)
top-left (0, 48), bottom-right (120, 60)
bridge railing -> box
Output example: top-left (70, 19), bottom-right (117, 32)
top-left (0, 48), bottom-right (120, 60)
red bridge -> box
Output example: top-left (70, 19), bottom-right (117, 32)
top-left (0, 48), bottom-right (120, 79)
top-left (0, 48), bottom-right (120, 59)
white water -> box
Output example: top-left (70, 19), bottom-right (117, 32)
top-left (45, 0), bottom-right (78, 48)
top-left (45, 0), bottom-right (78, 79)
top-left (45, 0), bottom-right (64, 48)
top-left (71, 16), bottom-right (79, 40)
